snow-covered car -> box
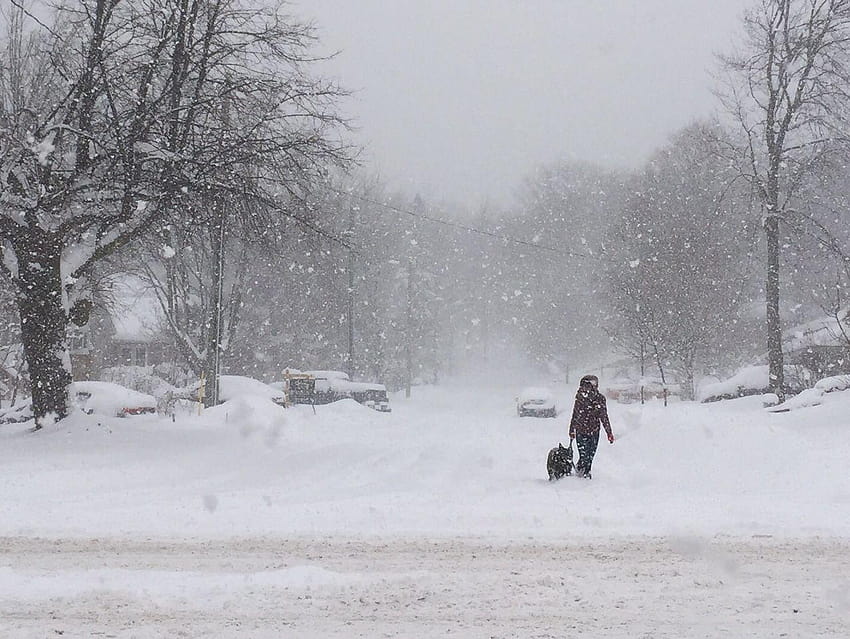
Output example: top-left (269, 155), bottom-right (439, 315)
top-left (304, 370), bottom-right (349, 381)
top-left (516, 387), bottom-right (557, 418)
top-left (310, 377), bottom-right (391, 412)
top-left (605, 377), bottom-right (681, 404)
top-left (344, 381), bottom-right (392, 412)
top-left (218, 375), bottom-right (287, 406)
top-left (72, 381), bottom-right (157, 417)
top-left (699, 365), bottom-right (805, 403)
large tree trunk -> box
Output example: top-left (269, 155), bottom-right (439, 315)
top-left (15, 231), bottom-right (72, 426)
top-left (765, 215), bottom-right (785, 401)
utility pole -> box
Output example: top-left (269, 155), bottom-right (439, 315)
top-left (213, 204), bottom-right (225, 404)
top-left (406, 195), bottom-right (423, 399)
top-left (405, 256), bottom-right (415, 399)
top-left (347, 204), bottom-right (356, 379)
top-left (205, 198), bottom-right (226, 407)
top-left (205, 78), bottom-right (230, 408)
top-left (481, 298), bottom-right (489, 361)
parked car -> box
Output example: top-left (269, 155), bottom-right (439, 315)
top-left (217, 375), bottom-right (287, 406)
top-left (344, 381), bottom-right (392, 412)
top-left (72, 381), bottom-right (157, 417)
top-left (605, 377), bottom-right (681, 404)
top-left (298, 371), bottom-right (346, 405)
top-left (516, 387), bottom-right (557, 418)
top-left (288, 371), bottom-right (391, 412)
top-left (303, 370), bottom-right (349, 381)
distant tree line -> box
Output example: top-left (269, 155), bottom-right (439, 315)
top-left (3, 0), bottom-right (850, 423)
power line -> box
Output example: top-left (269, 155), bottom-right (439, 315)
top-left (326, 187), bottom-right (602, 262)
top-left (8, 1), bottom-right (57, 35)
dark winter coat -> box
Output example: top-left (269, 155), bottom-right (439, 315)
top-left (569, 388), bottom-right (613, 439)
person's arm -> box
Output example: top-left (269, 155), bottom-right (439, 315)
top-left (569, 400), bottom-right (579, 439)
top-left (599, 395), bottom-right (614, 442)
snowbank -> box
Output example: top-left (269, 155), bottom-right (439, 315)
top-left (0, 400), bottom-right (32, 424)
top-left (699, 365), bottom-right (803, 402)
top-left (815, 374), bottom-right (850, 393)
top-left (218, 375), bottom-right (286, 404)
top-left (1, 378), bottom-right (849, 540)
top-left (767, 374), bottom-right (850, 412)
top-left (203, 395), bottom-right (287, 443)
top-left (766, 387), bottom-right (824, 412)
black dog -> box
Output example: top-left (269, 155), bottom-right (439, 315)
top-left (547, 442), bottom-right (573, 481)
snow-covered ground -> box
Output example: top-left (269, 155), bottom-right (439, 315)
top-left (1, 378), bottom-right (849, 636)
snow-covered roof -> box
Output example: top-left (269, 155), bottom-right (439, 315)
top-left (342, 381), bottom-right (387, 392)
top-left (108, 277), bottom-right (164, 343)
top-left (783, 311), bottom-right (849, 352)
top-left (304, 370), bottom-right (349, 380)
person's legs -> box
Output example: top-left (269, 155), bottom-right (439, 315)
top-left (575, 435), bottom-right (588, 476)
top-left (575, 432), bottom-right (600, 478)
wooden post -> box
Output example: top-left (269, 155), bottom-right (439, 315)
top-left (198, 372), bottom-right (206, 415)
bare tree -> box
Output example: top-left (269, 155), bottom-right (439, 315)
top-left (717, 0), bottom-right (850, 399)
top-left (0, 1), bottom-right (346, 424)
top-left (506, 161), bottom-right (625, 371)
top-left (606, 123), bottom-right (759, 398)
top-left (132, 211), bottom-right (249, 380)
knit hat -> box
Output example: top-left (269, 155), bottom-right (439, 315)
top-left (579, 375), bottom-right (599, 388)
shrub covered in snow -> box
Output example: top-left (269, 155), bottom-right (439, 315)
top-left (814, 374), bottom-right (850, 393)
top-left (767, 373), bottom-right (850, 412)
top-left (699, 365), bottom-right (805, 403)
top-left (766, 388), bottom-right (824, 413)
top-left (0, 401), bottom-right (33, 425)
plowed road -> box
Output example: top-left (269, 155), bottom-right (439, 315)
top-left (1, 535), bottom-right (848, 638)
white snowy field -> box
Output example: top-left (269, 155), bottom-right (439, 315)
top-left (1, 378), bottom-right (849, 637)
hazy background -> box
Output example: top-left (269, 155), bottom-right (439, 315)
top-left (293, 0), bottom-right (745, 208)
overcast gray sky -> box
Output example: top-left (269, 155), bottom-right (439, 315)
top-left (292, 0), bottom-right (746, 208)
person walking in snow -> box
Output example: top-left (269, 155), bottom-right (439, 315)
top-left (569, 374), bottom-right (614, 479)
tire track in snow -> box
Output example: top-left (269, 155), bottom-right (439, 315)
top-left (1, 535), bottom-right (848, 638)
